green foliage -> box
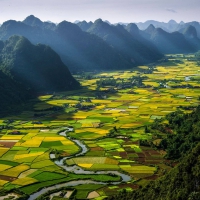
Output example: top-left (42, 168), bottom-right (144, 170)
top-left (0, 70), bottom-right (30, 113)
top-left (40, 141), bottom-right (63, 148)
top-left (0, 35), bottom-right (80, 113)
top-left (106, 108), bottom-right (200, 200)
top-left (33, 172), bottom-right (66, 182)
top-left (68, 173), bottom-right (121, 182)
top-left (161, 107), bottom-right (200, 159)
top-left (19, 178), bottom-right (73, 195)
top-left (0, 35), bottom-right (80, 92)
top-left (0, 160), bottom-right (19, 167)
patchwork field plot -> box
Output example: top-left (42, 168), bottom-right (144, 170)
top-left (0, 54), bottom-right (200, 199)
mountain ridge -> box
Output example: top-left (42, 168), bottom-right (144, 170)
top-left (0, 35), bottom-right (80, 112)
top-left (0, 16), bottom-right (140, 72)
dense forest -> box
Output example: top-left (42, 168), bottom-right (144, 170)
top-left (0, 70), bottom-right (30, 112)
top-left (106, 107), bottom-right (200, 200)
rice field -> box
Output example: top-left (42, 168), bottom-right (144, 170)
top-left (0, 54), bottom-right (200, 199)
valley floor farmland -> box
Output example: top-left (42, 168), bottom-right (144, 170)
top-left (0, 54), bottom-right (200, 199)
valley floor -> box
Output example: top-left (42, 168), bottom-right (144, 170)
top-left (0, 54), bottom-right (199, 199)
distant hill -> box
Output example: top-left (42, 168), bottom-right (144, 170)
top-left (1, 16), bottom-right (199, 72)
top-left (23, 15), bottom-right (56, 30)
top-left (135, 19), bottom-right (200, 39)
top-left (74, 20), bottom-right (81, 24)
top-left (23, 14), bottom-right (44, 27)
top-left (136, 20), bottom-right (180, 32)
top-left (176, 21), bottom-right (200, 38)
top-left (77, 20), bottom-right (93, 31)
top-left (141, 25), bottom-right (198, 54)
top-left (87, 19), bottom-right (163, 66)
top-left (179, 25), bottom-right (197, 38)
top-left (54, 20), bottom-right (132, 71)
top-left (0, 16), bottom-right (135, 72)
top-left (0, 15), bottom-right (162, 72)
top-left (178, 25), bottom-right (200, 50)
top-left (125, 23), bottom-right (161, 56)
top-left (0, 35), bottom-right (80, 111)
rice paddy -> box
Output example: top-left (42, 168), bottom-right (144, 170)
top-left (0, 54), bottom-right (200, 199)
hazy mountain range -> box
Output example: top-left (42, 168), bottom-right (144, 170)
top-left (1, 15), bottom-right (200, 73)
top-left (135, 20), bottom-right (200, 37)
top-left (0, 15), bottom-right (200, 111)
top-left (0, 15), bottom-right (163, 72)
top-left (78, 19), bottom-right (200, 55)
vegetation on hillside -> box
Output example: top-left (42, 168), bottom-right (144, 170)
top-left (0, 70), bottom-right (30, 112)
top-left (0, 35), bottom-right (79, 112)
top-left (106, 107), bottom-right (200, 200)
top-left (87, 19), bottom-right (163, 65)
top-left (0, 15), bottom-right (165, 72)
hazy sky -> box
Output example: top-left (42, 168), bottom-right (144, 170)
top-left (0, 0), bottom-right (199, 24)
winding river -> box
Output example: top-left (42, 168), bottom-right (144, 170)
top-left (28, 129), bottom-right (131, 200)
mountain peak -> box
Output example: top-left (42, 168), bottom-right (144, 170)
top-left (168, 19), bottom-right (177, 24)
top-left (0, 36), bottom-right (80, 92)
top-left (104, 20), bottom-right (111, 25)
top-left (182, 25), bottom-right (197, 38)
top-left (2, 20), bottom-right (18, 26)
top-left (74, 20), bottom-right (81, 24)
top-left (94, 18), bottom-right (102, 22)
top-left (145, 24), bottom-right (155, 34)
top-left (56, 21), bottom-right (81, 35)
top-left (91, 18), bottom-right (111, 30)
top-left (24, 15), bottom-right (38, 20)
top-left (77, 21), bottom-right (93, 31)
top-left (126, 23), bottom-right (139, 35)
top-left (23, 15), bottom-right (43, 27)
top-left (57, 20), bottom-right (80, 29)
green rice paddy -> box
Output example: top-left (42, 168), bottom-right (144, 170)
top-left (0, 54), bottom-right (200, 199)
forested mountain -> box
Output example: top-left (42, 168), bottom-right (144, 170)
top-left (127, 20), bottom-right (200, 53)
top-left (106, 107), bottom-right (200, 200)
top-left (2, 16), bottom-right (199, 72)
top-left (141, 24), bottom-right (198, 53)
top-left (53, 20), bottom-right (131, 71)
top-left (176, 21), bottom-right (200, 38)
top-left (0, 35), bottom-right (79, 91)
top-left (80, 19), bottom-right (200, 56)
top-left (87, 19), bottom-right (163, 66)
top-left (0, 16), bottom-right (144, 72)
top-left (77, 20), bottom-right (93, 31)
top-left (178, 25), bottom-right (200, 50)
top-left (125, 23), bottom-right (161, 54)
top-left (0, 35), bottom-right (79, 111)
top-left (0, 16), bottom-right (136, 72)
top-left (23, 15), bottom-right (56, 30)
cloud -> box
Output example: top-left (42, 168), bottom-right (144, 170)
top-left (166, 8), bottom-right (177, 13)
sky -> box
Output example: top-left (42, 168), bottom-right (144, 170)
top-left (0, 0), bottom-right (199, 24)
